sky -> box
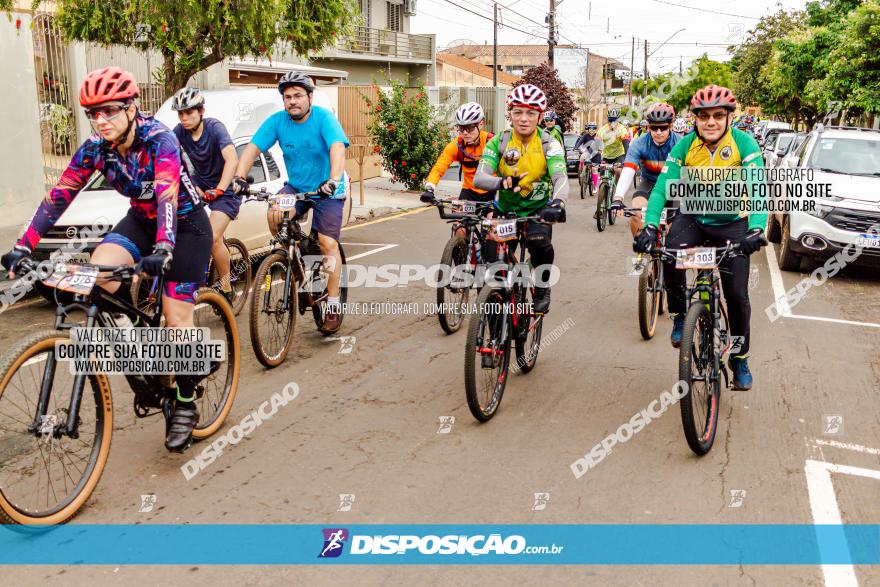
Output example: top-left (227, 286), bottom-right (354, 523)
top-left (411, 0), bottom-right (807, 75)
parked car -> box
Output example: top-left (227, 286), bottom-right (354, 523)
top-left (32, 88), bottom-right (352, 268)
top-left (754, 120), bottom-right (792, 147)
top-left (763, 131), bottom-right (797, 167)
top-left (564, 133), bottom-right (580, 176)
top-left (767, 126), bottom-right (880, 271)
top-left (766, 132), bottom-right (806, 168)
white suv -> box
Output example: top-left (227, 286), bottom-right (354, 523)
top-left (768, 126), bottom-right (880, 271)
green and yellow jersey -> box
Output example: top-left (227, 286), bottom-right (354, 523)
top-left (645, 127), bottom-right (767, 231)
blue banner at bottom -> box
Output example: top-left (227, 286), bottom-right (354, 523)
top-left (0, 525), bottom-right (878, 564)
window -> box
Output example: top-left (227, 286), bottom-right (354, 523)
top-left (808, 137), bottom-right (880, 175)
top-left (237, 143), bottom-right (266, 184)
top-left (359, 0), bottom-right (371, 28)
top-left (796, 137), bottom-right (813, 167)
top-left (387, 1), bottom-right (402, 32)
top-left (264, 151), bottom-right (281, 181)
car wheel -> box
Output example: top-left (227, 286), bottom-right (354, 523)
top-left (777, 216), bottom-right (803, 272)
top-left (766, 214), bottom-right (781, 244)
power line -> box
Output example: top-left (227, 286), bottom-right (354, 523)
top-left (646, 0), bottom-right (761, 20)
top-left (437, 0), bottom-right (536, 36)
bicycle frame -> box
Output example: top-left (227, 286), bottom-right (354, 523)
top-left (30, 263), bottom-right (162, 439)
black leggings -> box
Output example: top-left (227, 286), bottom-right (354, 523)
top-left (664, 215), bottom-right (752, 355)
top-left (482, 221), bottom-right (554, 287)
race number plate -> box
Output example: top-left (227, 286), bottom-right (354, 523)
top-left (487, 219), bottom-right (518, 242)
top-left (855, 234), bottom-right (880, 249)
top-left (675, 247), bottom-right (717, 270)
top-left (44, 264), bottom-right (99, 295)
top-left (639, 208), bottom-right (668, 225)
top-left (452, 201), bottom-right (476, 215)
top-left (273, 195), bottom-right (299, 210)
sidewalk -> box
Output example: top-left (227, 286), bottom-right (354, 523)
top-left (349, 175), bottom-right (461, 221)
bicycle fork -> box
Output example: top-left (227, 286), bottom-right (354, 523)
top-left (29, 305), bottom-right (100, 439)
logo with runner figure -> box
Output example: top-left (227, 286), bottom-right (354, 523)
top-left (319, 528), bottom-right (349, 558)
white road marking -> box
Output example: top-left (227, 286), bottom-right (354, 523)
top-left (764, 243), bottom-right (880, 328)
top-left (346, 244), bottom-right (398, 261)
top-left (804, 459), bottom-right (880, 587)
top-left (340, 242), bottom-right (399, 247)
top-left (813, 439), bottom-right (880, 456)
top-left (765, 244), bottom-right (792, 317)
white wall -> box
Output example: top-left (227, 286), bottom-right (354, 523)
top-left (0, 13), bottom-right (49, 234)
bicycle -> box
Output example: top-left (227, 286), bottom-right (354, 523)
top-left (431, 198), bottom-right (495, 334)
top-left (0, 258), bottom-right (240, 524)
top-left (578, 154), bottom-right (595, 199)
top-left (134, 237), bottom-right (251, 317)
top-left (651, 239), bottom-right (764, 455)
top-left (595, 163), bottom-right (620, 232)
top-left (245, 187), bottom-right (347, 368)
top-left (464, 213), bottom-right (550, 422)
top-left (623, 207), bottom-right (670, 340)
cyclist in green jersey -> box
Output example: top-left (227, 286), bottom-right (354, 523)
top-left (474, 84), bottom-right (568, 314)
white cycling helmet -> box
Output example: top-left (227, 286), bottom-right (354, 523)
top-left (454, 102), bottom-right (485, 125)
top-left (507, 84), bottom-right (547, 111)
top-left (171, 87), bottom-right (205, 111)
top-left (672, 118), bottom-right (687, 133)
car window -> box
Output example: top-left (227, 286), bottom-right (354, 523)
top-left (564, 134), bottom-right (577, 149)
top-left (236, 143), bottom-right (266, 183)
top-left (777, 134), bottom-right (795, 151)
top-left (83, 173), bottom-right (111, 192)
top-left (808, 137), bottom-right (880, 175)
top-left (796, 136), bottom-right (813, 167)
top-left (264, 151), bottom-right (281, 180)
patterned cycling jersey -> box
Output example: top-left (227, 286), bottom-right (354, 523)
top-left (623, 132), bottom-right (681, 184)
top-left (17, 114), bottom-right (200, 251)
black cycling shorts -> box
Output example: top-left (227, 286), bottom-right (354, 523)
top-left (102, 209), bottom-right (212, 302)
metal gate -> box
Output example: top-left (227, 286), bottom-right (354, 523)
top-left (31, 13), bottom-right (74, 190)
top-left (85, 45), bottom-right (168, 115)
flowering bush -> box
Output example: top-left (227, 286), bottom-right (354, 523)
top-left (363, 77), bottom-right (450, 191)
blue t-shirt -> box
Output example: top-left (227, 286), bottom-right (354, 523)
top-left (623, 131), bottom-right (681, 184)
top-left (173, 118), bottom-right (234, 191)
top-left (252, 105), bottom-right (350, 199)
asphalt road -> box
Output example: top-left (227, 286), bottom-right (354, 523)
top-left (1, 178), bottom-right (879, 586)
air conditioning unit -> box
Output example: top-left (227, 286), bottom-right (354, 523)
top-left (404, 0), bottom-right (417, 15)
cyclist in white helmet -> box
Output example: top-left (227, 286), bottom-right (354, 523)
top-left (672, 117), bottom-right (688, 136)
top-left (421, 101), bottom-right (496, 206)
top-left (171, 86), bottom-right (239, 306)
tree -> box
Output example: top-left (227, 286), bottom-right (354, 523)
top-left (729, 8), bottom-right (806, 111)
top-left (5, 0), bottom-right (358, 96)
top-left (819, 0), bottom-right (880, 114)
top-left (630, 55), bottom-right (732, 114)
top-left (514, 62), bottom-right (576, 132)
top-left (363, 77), bottom-right (451, 191)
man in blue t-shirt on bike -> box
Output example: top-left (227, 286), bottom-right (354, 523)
top-left (233, 71), bottom-right (349, 334)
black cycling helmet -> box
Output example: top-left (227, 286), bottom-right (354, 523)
top-left (278, 71), bottom-right (315, 95)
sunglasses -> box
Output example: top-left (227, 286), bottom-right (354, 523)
top-left (696, 111), bottom-right (729, 122)
top-left (458, 124), bottom-right (479, 133)
top-left (510, 109), bottom-right (540, 119)
top-left (84, 104), bottom-right (128, 121)
top-left (649, 125), bottom-right (670, 132)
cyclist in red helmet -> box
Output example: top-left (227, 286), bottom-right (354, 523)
top-left (1, 66), bottom-right (212, 451)
top-left (634, 84), bottom-right (767, 391)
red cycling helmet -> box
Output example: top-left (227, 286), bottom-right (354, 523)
top-left (690, 85), bottom-right (736, 112)
top-left (645, 102), bottom-right (675, 124)
top-left (79, 67), bottom-right (140, 107)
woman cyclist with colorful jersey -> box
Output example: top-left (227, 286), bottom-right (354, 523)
top-left (0, 67), bottom-right (213, 451)
top-left (421, 102), bottom-right (495, 205)
top-left (634, 85), bottom-right (766, 391)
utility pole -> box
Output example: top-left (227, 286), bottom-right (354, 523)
top-left (493, 1), bottom-right (498, 87)
top-left (548, 0), bottom-right (556, 66)
top-left (679, 57), bottom-right (682, 74)
top-left (643, 40), bottom-right (648, 99)
top-left (629, 36), bottom-right (635, 106)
